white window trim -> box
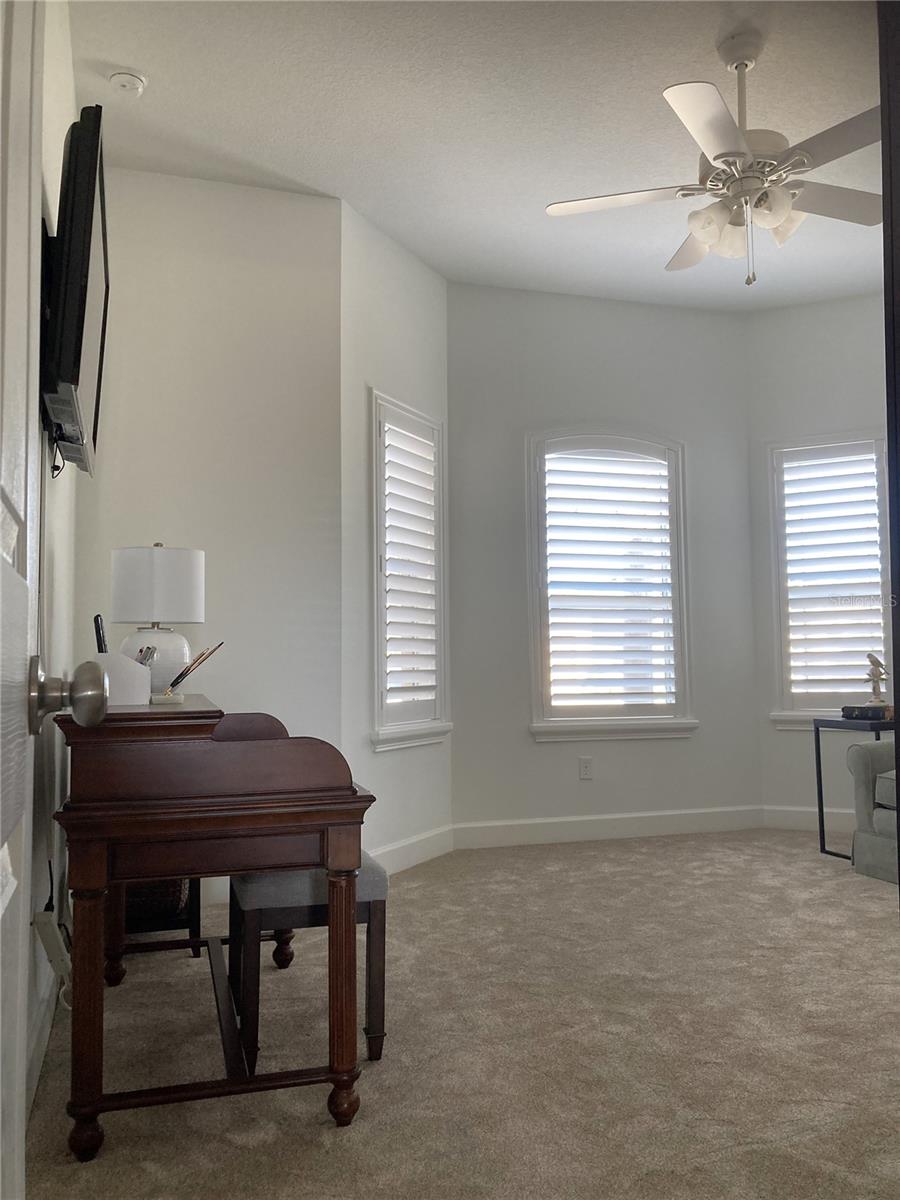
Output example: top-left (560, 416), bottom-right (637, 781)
top-left (526, 429), bottom-right (695, 741)
top-left (371, 389), bottom-right (451, 751)
top-left (768, 432), bottom-right (890, 727)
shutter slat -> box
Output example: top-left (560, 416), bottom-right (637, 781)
top-left (548, 458), bottom-right (668, 478)
top-left (385, 426), bottom-right (434, 461)
top-left (386, 446), bottom-right (435, 476)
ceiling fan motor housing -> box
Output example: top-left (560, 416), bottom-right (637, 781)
top-left (698, 130), bottom-right (795, 230)
top-left (699, 129), bottom-right (791, 192)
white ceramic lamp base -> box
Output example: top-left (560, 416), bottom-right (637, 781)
top-left (119, 627), bottom-right (191, 696)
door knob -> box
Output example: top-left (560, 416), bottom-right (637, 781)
top-left (28, 656), bottom-right (108, 734)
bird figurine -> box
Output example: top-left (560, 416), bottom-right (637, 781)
top-left (864, 653), bottom-right (888, 705)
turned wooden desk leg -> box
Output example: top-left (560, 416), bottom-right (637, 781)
top-left (68, 885), bottom-right (107, 1160)
top-left (272, 928), bottom-right (294, 969)
top-left (326, 866), bottom-right (360, 1127)
top-left (104, 883), bottom-right (126, 987)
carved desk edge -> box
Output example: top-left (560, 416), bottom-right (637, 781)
top-left (56, 695), bottom-right (225, 745)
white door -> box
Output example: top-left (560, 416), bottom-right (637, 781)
top-left (1, 2), bottom-right (45, 1196)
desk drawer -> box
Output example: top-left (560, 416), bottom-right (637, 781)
top-left (112, 832), bottom-right (323, 882)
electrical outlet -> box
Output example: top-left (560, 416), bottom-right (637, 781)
top-left (578, 756), bottom-right (593, 781)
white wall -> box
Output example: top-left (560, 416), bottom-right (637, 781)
top-left (74, 171), bottom-right (343, 747)
top-left (71, 175), bottom-right (453, 893)
top-left (747, 294), bottom-right (887, 832)
top-left (447, 283), bottom-right (760, 844)
top-left (340, 204), bottom-right (452, 870)
top-left (58, 163), bottom-right (888, 883)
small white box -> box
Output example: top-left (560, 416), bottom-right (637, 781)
top-left (96, 652), bottom-right (151, 706)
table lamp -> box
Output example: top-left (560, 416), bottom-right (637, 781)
top-left (111, 543), bottom-right (205, 696)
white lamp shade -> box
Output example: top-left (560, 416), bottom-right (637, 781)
top-left (110, 546), bottom-right (205, 624)
top-left (710, 215), bottom-right (747, 259)
top-left (771, 210), bottom-right (808, 246)
top-left (750, 184), bottom-right (792, 230)
top-left (687, 200), bottom-right (731, 246)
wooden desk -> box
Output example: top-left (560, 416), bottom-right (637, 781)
top-left (55, 697), bottom-right (374, 1160)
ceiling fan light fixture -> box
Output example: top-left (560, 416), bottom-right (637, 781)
top-left (687, 199), bottom-right (732, 245)
top-left (751, 183), bottom-right (792, 229)
top-left (771, 209), bottom-right (808, 246)
top-left (710, 214), bottom-right (747, 258)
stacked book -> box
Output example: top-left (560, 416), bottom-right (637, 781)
top-left (841, 704), bottom-right (895, 721)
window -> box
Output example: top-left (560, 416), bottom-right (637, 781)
top-left (372, 391), bottom-right (450, 750)
top-left (772, 438), bottom-right (889, 715)
top-left (528, 433), bottom-right (695, 740)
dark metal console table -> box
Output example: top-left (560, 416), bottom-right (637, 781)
top-left (813, 716), bottom-right (895, 859)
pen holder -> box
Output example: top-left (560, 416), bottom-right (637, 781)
top-left (95, 653), bottom-right (151, 706)
top-left (151, 692), bottom-right (185, 705)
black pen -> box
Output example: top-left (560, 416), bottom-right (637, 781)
top-left (93, 614), bottom-right (108, 654)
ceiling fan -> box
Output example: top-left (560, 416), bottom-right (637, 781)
top-left (546, 29), bottom-right (883, 286)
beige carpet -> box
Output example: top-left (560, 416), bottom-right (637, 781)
top-left (26, 830), bottom-right (900, 1200)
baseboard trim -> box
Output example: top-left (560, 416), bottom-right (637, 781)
top-left (204, 806), bottom-right (844, 899)
top-left (368, 824), bottom-right (454, 874)
top-left (761, 805), bottom-right (856, 833)
top-left (453, 806), bottom-right (761, 849)
top-left (26, 971), bottom-right (59, 1115)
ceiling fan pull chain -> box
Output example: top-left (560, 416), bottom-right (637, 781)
top-left (743, 197), bottom-right (757, 286)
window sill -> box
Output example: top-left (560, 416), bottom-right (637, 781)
top-left (370, 721), bottom-right (453, 752)
top-left (529, 717), bottom-right (699, 742)
top-left (769, 710), bottom-right (843, 731)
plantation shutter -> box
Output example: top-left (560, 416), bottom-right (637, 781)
top-left (778, 442), bottom-right (886, 706)
top-left (376, 400), bottom-right (442, 728)
top-left (542, 444), bottom-right (680, 714)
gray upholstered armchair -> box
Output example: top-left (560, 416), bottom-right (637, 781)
top-left (847, 741), bottom-right (898, 883)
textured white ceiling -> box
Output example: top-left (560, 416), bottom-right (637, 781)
top-left (70, 1), bottom-right (883, 310)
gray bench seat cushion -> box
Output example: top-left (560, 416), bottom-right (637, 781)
top-left (873, 806), bottom-right (898, 837)
top-left (231, 850), bottom-right (388, 911)
top-left (875, 769), bottom-right (897, 811)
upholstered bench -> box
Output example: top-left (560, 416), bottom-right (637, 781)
top-left (228, 852), bottom-right (388, 1073)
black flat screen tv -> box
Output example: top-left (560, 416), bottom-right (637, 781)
top-left (41, 104), bottom-right (109, 475)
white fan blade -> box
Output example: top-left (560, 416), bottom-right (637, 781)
top-left (787, 106), bottom-right (881, 170)
top-left (546, 186), bottom-right (692, 216)
top-left (665, 235), bottom-right (709, 272)
top-left (792, 181), bottom-right (882, 226)
top-left (663, 82), bottom-right (752, 165)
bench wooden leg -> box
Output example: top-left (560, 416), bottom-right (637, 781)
top-left (272, 928), bottom-right (294, 969)
top-left (188, 878), bottom-right (202, 958)
top-left (228, 886), bottom-right (243, 1009)
top-left (239, 908), bottom-right (261, 1076)
top-left (103, 884), bottom-right (126, 987)
top-left (364, 899), bottom-right (386, 1061)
